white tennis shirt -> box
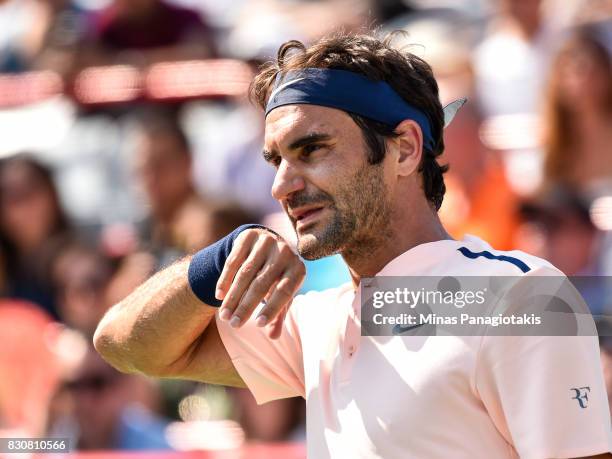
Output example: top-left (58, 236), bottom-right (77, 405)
top-left (216, 234), bottom-right (612, 458)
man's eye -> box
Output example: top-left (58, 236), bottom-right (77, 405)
top-left (264, 154), bottom-right (281, 167)
top-left (301, 144), bottom-right (321, 157)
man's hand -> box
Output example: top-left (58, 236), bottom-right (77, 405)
top-left (215, 228), bottom-right (306, 339)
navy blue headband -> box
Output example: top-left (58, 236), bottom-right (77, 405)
top-left (265, 68), bottom-right (436, 151)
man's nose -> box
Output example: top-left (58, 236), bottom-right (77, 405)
top-left (271, 160), bottom-right (305, 202)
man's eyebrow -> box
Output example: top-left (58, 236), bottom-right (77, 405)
top-left (288, 132), bottom-right (332, 151)
top-left (262, 132), bottom-right (333, 163)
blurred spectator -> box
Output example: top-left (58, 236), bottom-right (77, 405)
top-left (518, 184), bottom-right (600, 276)
top-left (0, 300), bottom-right (61, 436)
top-left (439, 102), bottom-right (520, 250)
top-left (131, 109), bottom-right (211, 264)
top-left (232, 388), bottom-right (305, 442)
top-left (0, 0), bottom-right (88, 74)
top-left (433, 35), bottom-right (521, 251)
top-left (0, 0), bottom-right (48, 72)
top-left (473, 0), bottom-right (555, 116)
top-left (516, 183), bottom-right (612, 316)
top-left (130, 109), bottom-right (255, 266)
top-left (394, 17), bottom-right (523, 251)
top-left (0, 154), bottom-right (73, 319)
top-left (49, 345), bottom-right (170, 450)
top-left (86, 0), bottom-right (216, 66)
top-left (225, 0), bottom-right (368, 60)
top-left (541, 22), bottom-right (612, 196)
top-left (51, 243), bottom-right (113, 336)
top-left (33, 0), bottom-right (90, 76)
top-left (186, 100), bottom-right (280, 218)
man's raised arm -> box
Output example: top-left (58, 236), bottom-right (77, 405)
top-left (93, 225), bottom-right (305, 386)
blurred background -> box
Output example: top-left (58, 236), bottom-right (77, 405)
top-left (0, 0), bottom-right (611, 456)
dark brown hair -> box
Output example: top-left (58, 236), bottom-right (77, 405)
top-left (542, 24), bottom-right (612, 184)
top-left (250, 31), bottom-right (448, 210)
top-left (0, 153), bottom-right (72, 287)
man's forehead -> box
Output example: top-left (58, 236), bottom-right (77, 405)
top-left (264, 104), bottom-right (352, 147)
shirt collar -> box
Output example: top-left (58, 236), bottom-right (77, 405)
top-left (374, 234), bottom-right (483, 277)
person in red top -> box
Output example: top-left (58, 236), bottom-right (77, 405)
top-left (90, 0), bottom-right (216, 63)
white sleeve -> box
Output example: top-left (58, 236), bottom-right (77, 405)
top-left (216, 296), bottom-right (305, 404)
top-left (475, 333), bottom-right (612, 459)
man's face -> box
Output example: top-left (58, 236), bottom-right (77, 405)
top-left (264, 105), bottom-right (392, 260)
top-left (133, 131), bottom-right (191, 218)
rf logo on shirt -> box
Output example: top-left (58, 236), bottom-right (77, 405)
top-left (571, 386), bottom-right (591, 408)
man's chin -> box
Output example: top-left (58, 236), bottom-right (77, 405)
top-left (296, 233), bottom-right (341, 260)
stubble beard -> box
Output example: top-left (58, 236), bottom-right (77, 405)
top-left (296, 161), bottom-right (392, 261)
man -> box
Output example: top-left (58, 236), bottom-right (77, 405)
top-left (131, 110), bottom-right (254, 264)
top-left (131, 110), bottom-right (210, 260)
top-left (94, 33), bottom-right (612, 458)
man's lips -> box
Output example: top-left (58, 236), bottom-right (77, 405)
top-left (288, 206), bottom-right (325, 228)
top-left (289, 205), bottom-right (324, 221)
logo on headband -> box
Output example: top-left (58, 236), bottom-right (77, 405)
top-left (269, 77), bottom-right (306, 104)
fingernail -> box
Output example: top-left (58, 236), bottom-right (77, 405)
top-left (229, 316), bottom-right (241, 328)
top-left (220, 308), bottom-right (231, 321)
top-left (256, 315), bottom-right (267, 327)
top-left (215, 289), bottom-right (223, 299)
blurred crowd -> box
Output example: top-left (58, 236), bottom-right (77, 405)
top-left (0, 0), bottom-right (611, 452)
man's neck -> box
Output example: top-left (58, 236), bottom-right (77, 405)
top-left (343, 207), bottom-right (452, 289)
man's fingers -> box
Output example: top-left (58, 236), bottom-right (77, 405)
top-left (216, 229), bottom-right (303, 332)
top-left (255, 263), bottom-right (305, 327)
top-left (215, 230), bottom-right (257, 300)
top-left (232, 242), bottom-right (298, 326)
top-left (231, 259), bottom-right (284, 327)
top-left (219, 236), bottom-right (275, 325)
top-left (217, 230), bottom-right (260, 297)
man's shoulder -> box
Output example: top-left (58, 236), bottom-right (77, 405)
top-left (454, 236), bottom-right (578, 323)
top-left (378, 234), bottom-right (562, 278)
top-left (452, 234), bottom-right (560, 277)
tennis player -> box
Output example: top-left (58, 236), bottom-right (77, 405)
top-left (94, 33), bottom-right (612, 458)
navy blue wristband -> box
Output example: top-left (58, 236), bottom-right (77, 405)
top-left (187, 224), bottom-right (271, 307)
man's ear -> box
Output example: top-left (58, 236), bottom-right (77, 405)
top-left (393, 119), bottom-right (423, 177)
